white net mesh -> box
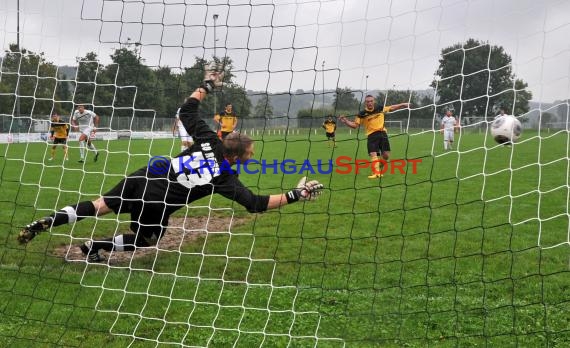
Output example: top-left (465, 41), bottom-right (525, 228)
top-left (1, 0), bottom-right (569, 347)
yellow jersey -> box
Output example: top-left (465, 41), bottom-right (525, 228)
top-left (214, 111), bottom-right (238, 132)
top-left (355, 106), bottom-right (391, 136)
top-left (323, 119), bottom-right (336, 133)
top-left (50, 120), bottom-right (70, 138)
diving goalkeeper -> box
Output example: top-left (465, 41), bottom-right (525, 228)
top-left (18, 65), bottom-right (324, 262)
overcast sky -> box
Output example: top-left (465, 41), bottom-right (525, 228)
top-left (1, 0), bottom-right (569, 103)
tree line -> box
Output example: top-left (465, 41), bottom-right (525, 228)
top-left (1, 38), bottom-right (532, 126)
top-left (298, 38), bottom-right (532, 124)
top-left (0, 44), bottom-right (252, 122)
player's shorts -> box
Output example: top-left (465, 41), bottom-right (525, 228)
top-left (80, 127), bottom-right (93, 137)
top-left (102, 167), bottom-right (193, 241)
top-left (444, 130), bottom-right (454, 142)
top-left (326, 132), bottom-right (336, 138)
top-left (367, 131), bottom-right (390, 154)
top-left (221, 131), bottom-right (232, 140)
top-left (53, 137), bottom-right (67, 145)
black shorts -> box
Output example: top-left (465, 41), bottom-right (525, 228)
top-left (102, 167), bottom-right (196, 240)
top-left (367, 131), bottom-right (390, 154)
top-left (221, 131), bottom-right (232, 139)
top-left (326, 132), bottom-right (335, 138)
top-left (53, 137), bottom-right (67, 145)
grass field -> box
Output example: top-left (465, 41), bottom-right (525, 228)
top-left (1, 128), bottom-right (569, 347)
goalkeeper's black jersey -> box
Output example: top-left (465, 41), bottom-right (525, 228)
top-left (175, 97), bottom-right (269, 213)
top-left (102, 97), bottom-right (269, 217)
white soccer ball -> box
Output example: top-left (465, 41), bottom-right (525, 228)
top-left (491, 115), bottom-right (522, 144)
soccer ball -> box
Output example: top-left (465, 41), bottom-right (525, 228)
top-left (491, 115), bottom-right (522, 144)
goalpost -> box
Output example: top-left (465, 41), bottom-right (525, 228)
top-left (384, 120), bottom-right (404, 134)
top-left (1, 0), bottom-right (569, 347)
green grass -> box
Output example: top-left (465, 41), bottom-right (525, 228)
top-left (1, 128), bottom-right (569, 347)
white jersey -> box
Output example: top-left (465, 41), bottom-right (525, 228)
top-left (72, 109), bottom-right (97, 128)
top-left (441, 116), bottom-right (457, 131)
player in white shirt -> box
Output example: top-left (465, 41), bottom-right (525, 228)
top-left (172, 107), bottom-right (194, 152)
top-left (71, 104), bottom-right (100, 163)
top-left (440, 110), bottom-right (459, 150)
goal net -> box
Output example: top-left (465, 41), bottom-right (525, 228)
top-left (1, 0), bottom-right (569, 346)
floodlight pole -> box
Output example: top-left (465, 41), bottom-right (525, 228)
top-left (213, 14), bottom-right (219, 116)
top-left (322, 60), bottom-right (325, 116)
top-left (16, 0), bottom-right (20, 122)
top-left (213, 14), bottom-right (218, 58)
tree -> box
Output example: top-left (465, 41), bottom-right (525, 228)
top-left (179, 56), bottom-right (250, 118)
top-left (154, 66), bottom-right (182, 118)
top-left (73, 52), bottom-right (104, 106)
top-left (0, 44), bottom-right (68, 118)
top-left (432, 38), bottom-right (532, 119)
top-left (55, 72), bottom-right (71, 106)
top-left (512, 79), bottom-right (533, 116)
top-left (252, 94), bottom-right (273, 118)
top-left (105, 48), bottom-right (161, 116)
top-left (415, 94), bottom-right (437, 120)
top-left (333, 87), bottom-right (359, 112)
top-left (297, 108), bottom-right (316, 129)
top-left (376, 89), bottom-right (419, 107)
top-left (70, 52), bottom-right (250, 124)
top-left (540, 112), bottom-right (556, 128)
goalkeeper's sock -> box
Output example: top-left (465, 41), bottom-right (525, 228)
top-left (49, 201), bottom-right (96, 227)
top-left (91, 234), bottom-right (148, 253)
top-left (50, 147), bottom-right (55, 159)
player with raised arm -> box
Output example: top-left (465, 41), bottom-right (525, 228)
top-left (48, 113), bottom-right (70, 161)
top-left (18, 64), bottom-right (324, 262)
top-left (71, 104), bottom-right (100, 163)
top-left (339, 95), bottom-right (409, 179)
top-left (172, 106), bottom-right (194, 152)
top-left (440, 110), bottom-right (459, 151)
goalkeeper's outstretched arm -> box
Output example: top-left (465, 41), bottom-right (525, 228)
top-left (216, 176), bottom-right (324, 213)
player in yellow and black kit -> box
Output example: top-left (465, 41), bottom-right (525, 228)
top-left (322, 115), bottom-right (337, 147)
top-left (49, 113), bottom-right (70, 161)
top-left (213, 103), bottom-right (238, 140)
top-left (339, 95), bottom-right (409, 179)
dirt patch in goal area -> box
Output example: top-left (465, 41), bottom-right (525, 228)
top-left (52, 214), bottom-right (252, 264)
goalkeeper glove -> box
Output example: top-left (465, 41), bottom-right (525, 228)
top-left (200, 62), bottom-right (224, 93)
top-left (286, 177), bottom-right (324, 203)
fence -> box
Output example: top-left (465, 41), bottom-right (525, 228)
top-left (2, 113), bottom-right (568, 135)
